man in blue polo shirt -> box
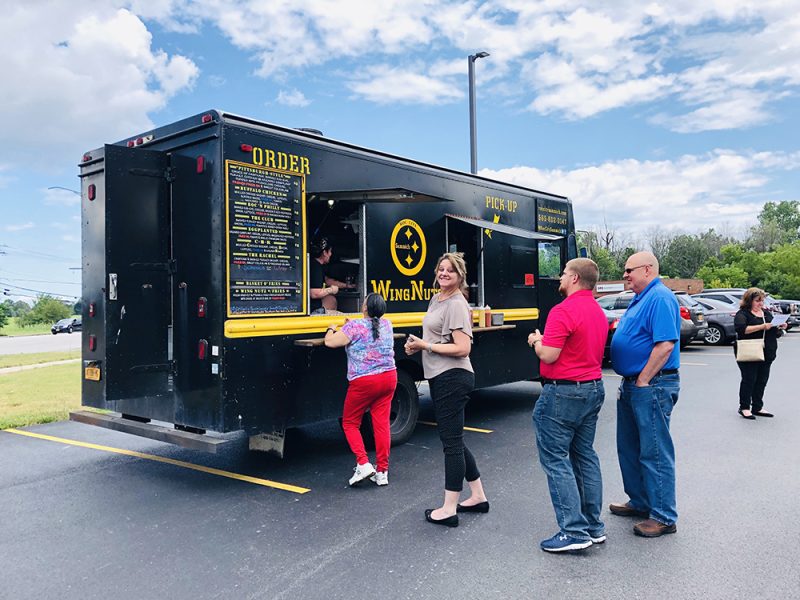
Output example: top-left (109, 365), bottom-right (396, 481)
top-left (609, 251), bottom-right (681, 538)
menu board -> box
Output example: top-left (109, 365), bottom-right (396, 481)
top-left (225, 160), bottom-right (306, 316)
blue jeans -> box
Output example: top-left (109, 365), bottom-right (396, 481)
top-left (616, 374), bottom-right (680, 525)
top-left (533, 381), bottom-right (605, 540)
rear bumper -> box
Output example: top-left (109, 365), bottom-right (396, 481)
top-left (70, 410), bottom-right (230, 453)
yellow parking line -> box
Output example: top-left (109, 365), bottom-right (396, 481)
top-left (417, 420), bottom-right (493, 434)
top-left (4, 428), bottom-right (310, 494)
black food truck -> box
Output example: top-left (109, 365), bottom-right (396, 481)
top-left (71, 110), bottom-right (579, 456)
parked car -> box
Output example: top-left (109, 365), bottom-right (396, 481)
top-left (673, 293), bottom-right (708, 347)
top-left (596, 291), bottom-right (702, 348)
top-left (768, 297), bottom-right (800, 330)
top-left (692, 297), bottom-right (737, 345)
top-left (600, 307), bottom-right (620, 365)
top-left (51, 317), bottom-right (81, 334)
top-left (596, 291), bottom-right (633, 315)
top-left (693, 289), bottom-right (799, 330)
top-left (693, 288), bottom-right (780, 311)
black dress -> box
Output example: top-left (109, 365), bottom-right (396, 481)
top-left (733, 309), bottom-right (781, 412)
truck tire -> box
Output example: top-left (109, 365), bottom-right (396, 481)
top-left (390, 369), bottom-right (419, 446)
top-left (703, 325), bottom-right (724, 346)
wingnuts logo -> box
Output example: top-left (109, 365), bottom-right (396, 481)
top-left (390, 218), bottom-right (426, 276)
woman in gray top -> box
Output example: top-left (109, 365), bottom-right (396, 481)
top-left (405, 252), bottom-right (489, 527)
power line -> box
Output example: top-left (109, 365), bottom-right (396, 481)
top-left (0, 276), bottom-right (80, 285)
top-left (0, 280), bottom-right (78, 300)
top-left (0, 244), bottom-right (77, 263)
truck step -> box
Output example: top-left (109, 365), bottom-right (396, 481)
top-left (69, 410), bottom-right (229, 453)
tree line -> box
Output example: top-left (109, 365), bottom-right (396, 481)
top-left (0, 297), bottom-right (80, 331)
top-left (579, 200), bottom-right (800, 299)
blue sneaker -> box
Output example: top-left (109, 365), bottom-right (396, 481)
top-left (540, 532), bottom-right (592, 553)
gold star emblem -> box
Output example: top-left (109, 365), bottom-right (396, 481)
top-left (405, 254), bottom-right (413, 266)
top-left (404, 228), bottom-right (412, 239)
top-left (411, 241), bottom-right (419, 253)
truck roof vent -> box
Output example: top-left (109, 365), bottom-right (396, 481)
top-left (296, 128), bottom-right (323, 136)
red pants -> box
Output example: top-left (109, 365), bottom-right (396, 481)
top-left (342, 370), bottom-right (397, 472)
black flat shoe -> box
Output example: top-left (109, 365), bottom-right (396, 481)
top-left (753, 410), bottom-right (774, 417)
top-left (738, 409), bottom-right (756, 420)
top-left (457, 501), bottom-right (490, 513)
top-left (425, 509), bottom-right (458, 527)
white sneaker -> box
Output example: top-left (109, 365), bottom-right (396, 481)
top-left (370, 471), bottom-right (389, 486)
top-left (349, 462), bottom-right (376, 486)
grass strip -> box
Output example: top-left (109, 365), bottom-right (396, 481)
top-left (0, 362), bottom-right (81, 429)
top-left (0, 350), bottom-right (81, 369)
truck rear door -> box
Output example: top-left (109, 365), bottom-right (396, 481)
top-left (101, 145), bottom-right (172, 405)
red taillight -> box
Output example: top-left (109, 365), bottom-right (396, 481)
top-left (88, 303), bottom-right (95, 317)
top-left (201, 114), bottom-right (213, 123)
top-left (240, 143), bottom-right (253, 152)
top-left (198, 339), bottom-right (208, 360)
top-left (87, 184), bottom-right (96, 201)
top-left (679, 306), bottom-right (691, 320)
top-left (89, 335), bottom-right (97, 351)
top-left (196, 155), bottom-right (205, 173)
top-left (610, 319), bottom-right (619, 330)
top-left (197, 297), bottom-right (207, 318)
top-left (127, 140), bottom-right (135, 147)
top-left (135, 137), bottom-right (144, 146)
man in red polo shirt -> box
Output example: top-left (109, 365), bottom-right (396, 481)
top-left (527, 258), bottom-right (608, 553)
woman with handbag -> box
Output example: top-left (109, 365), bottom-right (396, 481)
top-left (734, 288), bottom-right (787, 419)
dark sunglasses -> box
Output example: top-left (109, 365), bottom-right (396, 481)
top-left (623, 264), bottom-right (651, 274)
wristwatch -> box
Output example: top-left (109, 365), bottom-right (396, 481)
top-left (427, 342), bottom-right (434, 353)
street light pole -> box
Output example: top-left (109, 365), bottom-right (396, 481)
top-left (47, 186), bottom-right (81, 195)
top-left (468, 51), bottom-right (490, 174)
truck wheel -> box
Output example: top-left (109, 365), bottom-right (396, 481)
top-left (704, 325), bottom-right (724, 346)
top-left (390, 369), bottom-right (419, 446)
top-left (68, 326), bottom-right (73, 334)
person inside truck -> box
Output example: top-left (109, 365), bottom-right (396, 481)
top-left (309, 237), bottom-right (347, 313)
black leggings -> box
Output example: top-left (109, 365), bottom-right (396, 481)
top-left (737, 359), bottom-right (773, 412)
top-left (428, 369), bottom-right (480, 492)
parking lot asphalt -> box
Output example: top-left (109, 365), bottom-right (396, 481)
top-left (2, 335), bottom-right (799, 600)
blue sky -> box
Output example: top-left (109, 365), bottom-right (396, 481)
top-left (1, 1), bottom-right (799, 302)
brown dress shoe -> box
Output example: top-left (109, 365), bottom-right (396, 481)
top-left (633, 518), bottom-right (677, 537)
top-left (609, 502), bottom-right (649, 518)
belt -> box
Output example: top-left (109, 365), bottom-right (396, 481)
top-left (541, 378), bottom-right (602, 386)
top-left (622, 368), bottom-right (679, 382)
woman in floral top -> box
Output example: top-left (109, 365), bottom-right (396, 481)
top-left (325, 293), bottom-right (397, 486)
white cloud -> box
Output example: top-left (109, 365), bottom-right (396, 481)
top-left (0, 4), bottom-right (198, 168)
top-left (162, 1), bottom-right (800, 125)
top-left (276, 89), bottom-right (311, 107)
top-left (349, 65), bottom-right (462, 105)
top-left (480, 149), bottom-right (800, 233)
top-left (4, 222), bottom-right (35, 232)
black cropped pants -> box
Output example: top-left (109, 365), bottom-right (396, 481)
top-left (737, 359), bottom-right (773, 412)
top-left (428, 368), bottom-right (480, 492)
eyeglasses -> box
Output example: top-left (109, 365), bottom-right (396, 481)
top-left (623, 264), bottom-right (651, 275)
